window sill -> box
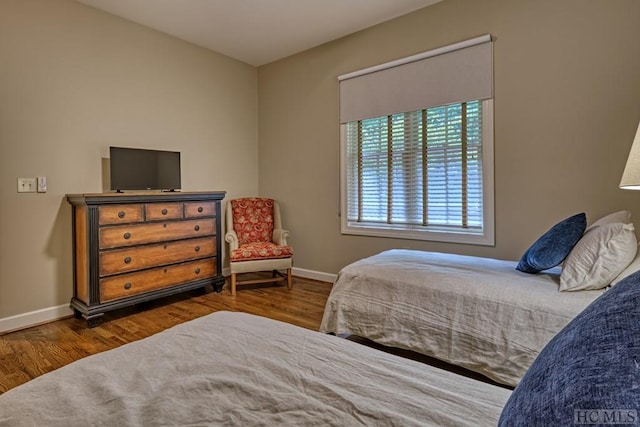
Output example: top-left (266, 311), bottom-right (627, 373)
top-left (341, 222), bottom-right (495, 246)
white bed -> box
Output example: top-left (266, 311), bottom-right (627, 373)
top-left (320, 249), bottom-right (605, 387)
top-left (0, 311), bottom-right (511, 426)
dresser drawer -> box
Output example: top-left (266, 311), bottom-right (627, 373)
top-left (185, 201), bottom-right (216, 218)
top-left (145, 202), bottom-right (183, 221)
top-left (99, 218), bottom-right (216, 249)
top-left (100, 259), bottom-right (216, 302)
top-left (99, 237), bottom-right (215, 276)
top-left (99, 205), bottom-right (144, 225)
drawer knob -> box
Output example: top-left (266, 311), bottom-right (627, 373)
top-left (123, 232), bottom-right (131, 240)
top-left (194, 246), bottom-right (200, 252)
top-left (124, 282), bottom-right (132, 290)
top-left (194, 225), bottom-right (200, 231)
top-left (124, 257), bottom-right (132, 264)
top-left (197, 207), bottom-right (203, 213)
top-left (195, 268), bottom-right (201, 274)
top-left (162, 208), bottom-right (168, 215)
top-left (118, 211), bottom-right (125, 219)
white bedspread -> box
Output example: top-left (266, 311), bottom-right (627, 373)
top-left (320, 249), bottom-right (605, 387)
top-left (0, 311), bottom-right (510, 426)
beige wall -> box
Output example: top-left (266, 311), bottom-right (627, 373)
top-left (0, 0), bottom-right (258, 319)
top-left (2, 0), bottom-right (640, 324)
top-left (258, 0), bottom-right (640, 274)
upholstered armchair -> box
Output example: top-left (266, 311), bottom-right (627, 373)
top-left (225, 198), bottom-right (293, 296)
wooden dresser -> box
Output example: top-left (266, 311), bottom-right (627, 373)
top-left (67, 191), bottom-right (226, 327)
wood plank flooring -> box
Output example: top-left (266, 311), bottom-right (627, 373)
top-left (0, 276), bottom-right (332, 394)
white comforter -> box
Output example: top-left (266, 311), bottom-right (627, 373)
top-left (0, 311), bottom-right (510, 426)
top-left (320, 249), bottom-right (605, 387)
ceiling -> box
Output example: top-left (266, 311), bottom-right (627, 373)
top-left (76, 0), bottom-right (442, 66)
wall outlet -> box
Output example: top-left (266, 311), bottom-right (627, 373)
top-left (17, 177), bottom-right (37, 193)
top-left (37, 176), bottom-right (47, 193)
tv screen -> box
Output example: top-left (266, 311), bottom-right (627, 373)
top-left (109, 146), bottom-right (181, 191)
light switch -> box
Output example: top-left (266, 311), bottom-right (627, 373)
top-left (17, 177), bottom-right (36, 193)
top-left (37, 176), bottom-right (47, 193)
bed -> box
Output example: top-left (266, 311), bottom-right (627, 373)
top-left (0, 311), bottom-right (511, 426)
top-left (319, 249), bottom-right (605, 387)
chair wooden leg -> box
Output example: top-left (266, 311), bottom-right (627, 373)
top-left (231, 273), bottom-right (237, 296)
top-left (287, 268), bottom-right (292, 290)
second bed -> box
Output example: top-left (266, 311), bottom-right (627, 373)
top-left (320, 249), bottom-right (604, 387)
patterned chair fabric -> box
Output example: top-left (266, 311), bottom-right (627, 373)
top-left (225, 197), bottom-right (293, 296)
top-left (229, 198), bottom-right (293, 261)
top-left (231, 242), bottom-right (294, 262)
top-left (231, 198), bottom-right (275, 246)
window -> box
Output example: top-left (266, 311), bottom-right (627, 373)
top-left (339, 35), bottom-right (494, 245)
top-left (342, 100), bottom-right (494, 244)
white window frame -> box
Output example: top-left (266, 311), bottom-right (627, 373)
top-left (340, 99), bottom-right (494, 246)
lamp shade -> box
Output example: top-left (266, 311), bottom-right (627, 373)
top-left (619, 121), bottom-right (640, 190)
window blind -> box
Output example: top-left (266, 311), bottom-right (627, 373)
top-left (345, 101), bottom-right (483, 230)
top-left (339, 35), bottom-right (493, 124)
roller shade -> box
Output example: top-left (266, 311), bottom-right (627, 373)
top-left (339, 35), bottom-right (493, 124)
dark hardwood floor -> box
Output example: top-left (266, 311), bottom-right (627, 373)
top-left (0, 276), bottom-right (332, 394)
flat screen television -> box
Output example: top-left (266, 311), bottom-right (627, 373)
top-left (109, 146), bottom-right (181, 192)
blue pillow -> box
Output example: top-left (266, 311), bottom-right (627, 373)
top-left (516, 213), bottom-right (586, 273)
top-left (498, 271), bottom-right (640, 426)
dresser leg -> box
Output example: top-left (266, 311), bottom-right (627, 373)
top-left (87, 314), bottom-right (104, 328)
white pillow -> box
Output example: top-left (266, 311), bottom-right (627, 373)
top-left (587, 210), bottom-right (631, 231)
top-left (611, 247), bottom-right (640, 286)
top-left (560, 222), bottom-right (637, 291)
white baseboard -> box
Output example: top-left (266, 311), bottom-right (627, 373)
top-left (292, 267), bottom-right (336, 283)
top-left (0, 304), bottom-right (73, 335)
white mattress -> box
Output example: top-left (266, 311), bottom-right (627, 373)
top-left (0, 311), bottom-right (511, 426)
top-left (320, 249), bottom-right (604, 387)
